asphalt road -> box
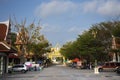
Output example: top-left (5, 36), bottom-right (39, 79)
top-left (2, 65), bottom-right (120, 80)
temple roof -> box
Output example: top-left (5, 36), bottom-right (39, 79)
top-left (0, 41), bottom-right (17, 53)
top-left (0, 20), bottom-right (17, 53)
top-left (0, 41), bottom-right (10, 51)
top-left (0, 20), bottom-right (9, 41)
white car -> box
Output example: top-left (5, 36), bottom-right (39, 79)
top-left (25, 62), bottom-right (33, 70)
top-left (8, 64), bottom-right (28, 73)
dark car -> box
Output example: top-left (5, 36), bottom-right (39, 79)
top-left (116, 67), bottom-right (120, 74)
top-left (8, 64), bottom-right (28, 73)
top-left (98, 62), bottom-right (120, 72)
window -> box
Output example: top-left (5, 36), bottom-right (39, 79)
top-left (116, 63), bottom-right (120, 66)
top-left (13, 65), bottom-right (24, 68)
top-left (105, 63), bottom-right (109, 66)
top-left (110, 63), bottom-right (115, 66)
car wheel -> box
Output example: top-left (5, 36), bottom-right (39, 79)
top-left (21, 70), bottom-right (26, 73)
top-left (116, 68), bottom-right (120, 74)
top-left (99, 68), bottom-right (103, 72)
top-left (8, 70), bottom-right (12, 73)
top-left (116, 71), bottom-right (120, 74)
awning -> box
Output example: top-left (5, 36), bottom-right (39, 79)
top-left (0, 20), bottom-right (17, 54)
top-left (0, 41), bottom-right (17, 53)
top-left (8, 53), bottom-right (19, 58)
top-left (73, 58), bottom-right (79, 62)
top-left (0, 20), bottom-right (9, 41)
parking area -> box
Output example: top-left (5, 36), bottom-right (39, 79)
top-left (1, 65), bottom-right (119, 80)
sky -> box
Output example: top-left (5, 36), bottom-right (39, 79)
top-left (0, 0), bottom-right (120, 46)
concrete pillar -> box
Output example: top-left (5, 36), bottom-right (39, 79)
top-left (113, 53), bottom-right (116, 62)
top-left (6, 56), bottom-right (9, 73)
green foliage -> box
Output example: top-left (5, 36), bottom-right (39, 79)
top-left (60, 41), bottom-right (79, 59)
top-left (60, 20), bottom-right (120, 62)
top-left (13, 19), bottom-right (51, 62)
top-left (112, 21), bottom-right (120, 37)
top-left (11, 32), bottom-right (17, 46)
top-left (26, 24), bottom-right (51, 58)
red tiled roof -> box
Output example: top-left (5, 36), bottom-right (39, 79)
top-left (9, 53), bottom-right (19, 58)
top-left (0, 20), bottom-right (17, 53)
top-left (0, 41), bottom-right (10, 52)
top-left (0, 24), bottom-right (7, 41)
top-left (0, 41), bottom-right (17, 53)
top-left (0, 20), bottom-right (9, 41)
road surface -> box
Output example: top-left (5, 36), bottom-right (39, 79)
top-left (2, 65), bottom-right (120, 80)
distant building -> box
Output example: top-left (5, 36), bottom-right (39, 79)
top-left (111, 36), bottom-right (120, 62)
top-left (47, 43), bottom-right (64, 64)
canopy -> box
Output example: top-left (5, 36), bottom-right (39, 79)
top-left (73, 58), bottom-right (79, 62)
top-left (8, 53), bottom-right (18, 58)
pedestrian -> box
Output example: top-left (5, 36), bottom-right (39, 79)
top-left (34, 66), bottom-right (37, 71)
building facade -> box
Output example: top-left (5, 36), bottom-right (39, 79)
top-left (0, 20), bottom-right (16, 76)
top-left (47, 44), bottom-right (65, 64)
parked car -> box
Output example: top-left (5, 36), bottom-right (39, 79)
top-left (116, 67), bottom-right (120, 74)
top-left (8, 64), bottom-right (28, 73)
top-left (98, 62), bottom-right (120, 72)
top-left (25, 61), bottom-right (32, 71)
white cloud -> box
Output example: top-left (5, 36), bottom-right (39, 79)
top-left (97, 0), bottom-right (120, 16)
top-left (68, 26), bottom-right (86, 35)
top-left (35, 0), bottom-right (78, 18)
top-left (83, 0), bottom-right (120, 16)
top-left (68, 27), bottom-right (79, 32)
top-left (83, 0), bottom-right (98, 13)
top-left (35, 0), bottom-right (120, 18)
top-left (41, 23), bottom-right (61, 32)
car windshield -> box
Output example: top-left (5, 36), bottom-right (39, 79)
top-left (116, 63), bottom-right (120, 66)
top-left (105, 63), bottom-right (109, 66)
top-left (13, 65), bottom-right (24, 68)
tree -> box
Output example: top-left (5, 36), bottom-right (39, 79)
top-left (60, 20), bottom-right (120, 63)
top-left (90, 21), bottom-right (120, 61)
top-left (11, 32), bottom-right (17, 47)
top-left (77, 30), bottom-right (108, 62)
top-left (26, 22), bottom-right (51, 62)
top-left (12, 18), bottom-right (51, 63)
top-left (60, 42), bottom-right (74, 59)
top-left (30, 40), bottom-right (50, 63)
top-left (11, 19), bottom-right (29, 63)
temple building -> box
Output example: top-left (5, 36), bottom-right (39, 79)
top-left (0, 20), bottom-right (16, 76)
top-left (111, 36), bottom-right (120, 62)
top-left (47, 44), bottom-right (65, 64)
